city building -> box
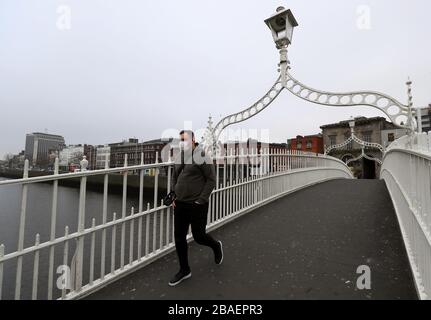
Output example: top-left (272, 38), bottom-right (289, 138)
top-left (381, 128), bottom-right (409, 149)
top-left (417, 104), bottom-right (431, 133)
top-left (221, 139), bottom-right (289, 176)
top-left (142, 138), bottom-right (173, 166)
top-left (3, 151), bottom-right (25, 169)
top-left (287, 134), bottom-right (324, 154)
top-left (25, 132), bottom-right (65, 167)
top-left (109, 138), bottom-right (174, 175)
top-left (109, 138), bottom-right (142, 168)
top-left (223, 139), bottom-right (288, 155)
top-left (320, 116), bottom-right (406, 179)
top-left (59, 144), bottom-right (96, 171)
top-left (95, 145), bottom-right (111, 169)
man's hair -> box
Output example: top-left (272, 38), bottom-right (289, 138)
top-left (179, 130), bottom-right (195, 140)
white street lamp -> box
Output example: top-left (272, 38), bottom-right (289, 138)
top-left (264, 6), bottom-right (298, 49)
top-left (264, 6), bottom-right (298, 87)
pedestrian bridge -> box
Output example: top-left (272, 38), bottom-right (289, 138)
top-left (0, 133), bottom-right (430, 300)
top-left (86, 179), bottom-right (416, 300)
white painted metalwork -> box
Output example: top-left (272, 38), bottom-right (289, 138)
top-left (284, 71), bottom-right (412, 129)
top-left (210, 78), bottom-right (284, 146)
top-left (0, 149), bottom-right (352, 300)
top-left (346, 147), bottom-right (383, 166)
top-left (203, 6), bottom-right (416, 155)
top-left (381, 132), bottom-right (431, 300)
top-left (325, 135), bottom-right (385, 155)
top-left (324, 118), bottom-right (385, 166)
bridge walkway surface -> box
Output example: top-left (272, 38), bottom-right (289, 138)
top-left (86, 179), bottom-right (417, 300)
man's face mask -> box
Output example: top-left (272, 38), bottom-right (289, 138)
top-left (179, 139), bottom-right (192, 151)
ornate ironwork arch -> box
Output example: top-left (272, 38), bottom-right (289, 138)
top-left (284, 71), bottom-right (410, 129)
top-left (212, 77), bottom-right (283, 143)
top-left (325, 135), bottom-right (385, 155)
top-left (206, 70), bottom-right (411, 153)
top-left (202, 7), bottom-right (416, 154)
top-left (345, 148), bottom-right (383, 166)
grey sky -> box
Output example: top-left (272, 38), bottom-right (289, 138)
top-left (0, 0), bottom-right (430, 159)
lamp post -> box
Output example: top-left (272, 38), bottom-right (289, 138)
top-left (264, 6), bottom-right (298, 87)
top-left (349, 118), bottom-right (355, 135)
top-left (203, 6), bottom-right (418, 156)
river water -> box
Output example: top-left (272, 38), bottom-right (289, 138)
top-left (0, 176), bottom-right (171, 300)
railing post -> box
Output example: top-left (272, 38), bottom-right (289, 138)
top-left (166, 155), bottom-right (172, 244)
top-left (111, 212), bottom-right (117, 274)
top-left (61, 226), bottom-right (69, 299)
top-left (120, 155), bottom-right (128, 270)
top-left (75, 173), bottom-right (87, 292)
top-left (100, 157), bottom-right (109, 280)
top-left (89, 218), bottom-right (96, 285)
top-left (32, 234), bottom-right (40, 300)
top-left (47, 157), bottom-right (59, 300)
top-left (15, 159), bottom-right (29, 300)
top-left (0, 244), bottom-right (4, 299)
top-left (138, 153), bottom-right (144, 261)
top-left (153, 152), bottom-right (159, 209)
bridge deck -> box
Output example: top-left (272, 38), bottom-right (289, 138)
top-left (86, 179), bottom-right (417, 300)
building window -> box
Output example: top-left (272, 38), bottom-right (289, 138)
top-left (306, 140), bottom-right (312, 149)
top-left (388, 133), bottom-right (395, 142)
top-left (362, 131), bottom-right (372, 143)
top-left (296, 142), bottom-right (302, 150)
top-left (329, 135), bottom-right (337, 146)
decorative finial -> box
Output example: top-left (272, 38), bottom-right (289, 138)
top-left (406, 77), bottom-right (415, 133)
top-left (80, 155), bottom-right (89, 171)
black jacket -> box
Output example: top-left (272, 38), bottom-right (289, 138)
top-left (171, 145), bottom-right (216, 204)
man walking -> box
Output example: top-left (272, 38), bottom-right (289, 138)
top-left (169, 130), bottom-right (223, 286)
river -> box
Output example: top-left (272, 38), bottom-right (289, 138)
top-left (0, 176), bottom-right (170, 300)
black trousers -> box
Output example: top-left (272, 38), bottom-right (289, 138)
top-left (174, 200), bottom-right (219, 272)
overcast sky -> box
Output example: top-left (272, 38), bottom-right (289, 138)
top-left (0, 0), bottom-right (430, 158)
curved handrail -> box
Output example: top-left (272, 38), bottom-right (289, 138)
top-left (380, 139), bottom-right (431, 300)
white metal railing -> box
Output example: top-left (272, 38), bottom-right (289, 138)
top-left (0, 148), bottom-right (352, 300)
top-left (381, 132), bottom-right (431, 300)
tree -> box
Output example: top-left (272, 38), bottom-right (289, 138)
top-left (3, 153), bottom-right (13, 162)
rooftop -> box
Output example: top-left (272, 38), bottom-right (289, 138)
top-left (320, 116), bottom-right (390, 129)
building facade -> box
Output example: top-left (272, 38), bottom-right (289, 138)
top-left (59, 144), bottom-right (96, 171)
top-left (320, 117), bottom-right (402, 179)
top-left (109, 138), bottom-right (174, 175)
top-left (95, 145), bottom-right (111, 169)
top-left (417, 104), bottom-right (431, 133)
top-left (381, 128), bottom-right (409, 149)
top-left (59, 145), bottom-right (84, 170)
top-left (287, 134), bottom-right (324, 154)
top-left (25, 132), bottom-right (65, 167)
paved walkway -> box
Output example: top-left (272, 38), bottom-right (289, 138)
top-left (86, 179), bottom-right (417, 300)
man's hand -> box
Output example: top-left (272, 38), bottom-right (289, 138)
top-left (172, 200), bottom-right (176, 208)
